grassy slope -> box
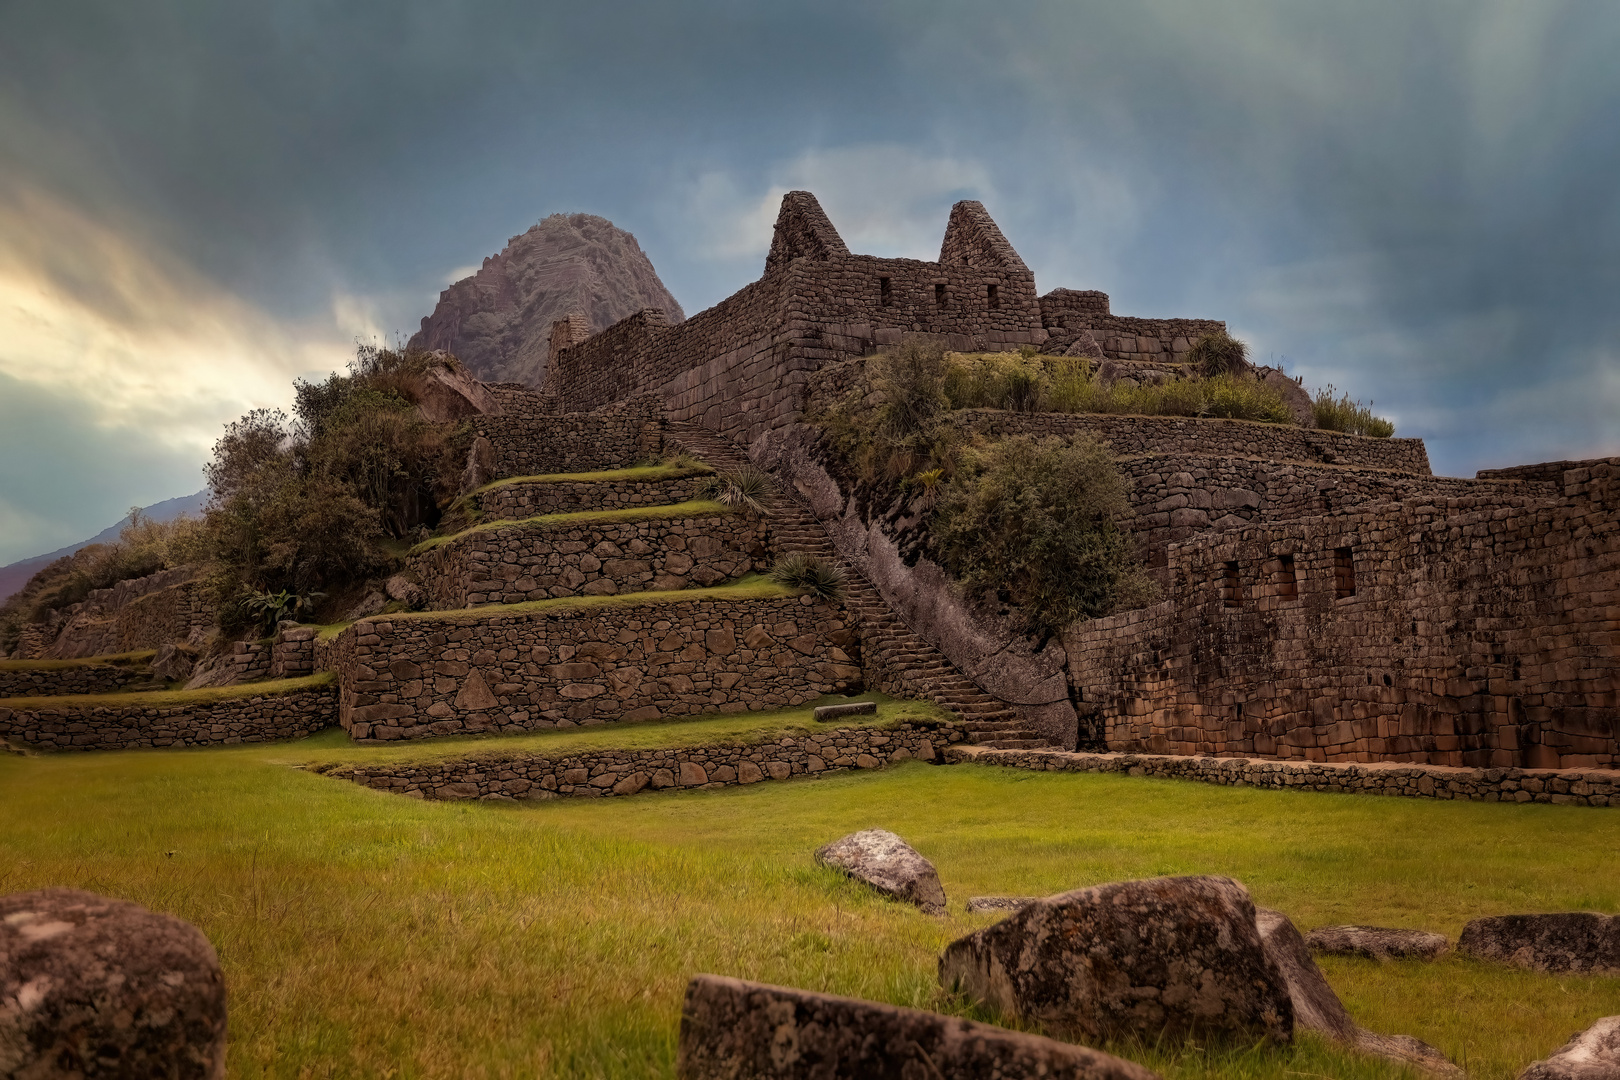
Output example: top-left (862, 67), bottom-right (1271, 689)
top-left (0, 671), bottom-right (335, 709)
top-left (2, 738), bottom-right (1615, 1080)
top-left (467, 463), bottom-right (712, 497)
top-left (411, 500), bottom-right (731, 554)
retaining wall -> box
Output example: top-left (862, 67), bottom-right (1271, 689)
top-left (0, 656), bottom-right (156, 697)
top-left (24, 572), bottom-right (212, 660)
top-left (474, 396), bottom-right (666, 479)
top-left (407, 512), bottom-right (770, 608)
top-left (948, 745), bottom-right (1620, 807)
top-left (1038, 289), bottom-right (1227, 362)
top-left (327, 594), bottom-right (863, 741)
top-left (0, 684), bottom-right (336, 751)
top-left (315, 720), bottom-right (963, 801)
top-left (479, 474), bottom-right (706, 519)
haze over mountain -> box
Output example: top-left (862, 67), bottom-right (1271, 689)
top-left (408, 213), bottom-right (685, 387)
top-left (0, 490), bottom-right (207, 606)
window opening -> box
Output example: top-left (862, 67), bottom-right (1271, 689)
top-left (987, 283), bottom-right (1000, 309)
top-left (1222, 561), bottom-right (1242, 608)
top-left (1334, 547), bottom-right (1356, 598)
top-left (1276, 553), bottom-right (1297, 600)
top-left (879, 277), bottom-right (892, 307)
top-left (935, 283), bottom-right (946, 308)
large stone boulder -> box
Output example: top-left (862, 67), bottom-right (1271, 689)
top-left (0, 888), bottom-right (227, 1078)
top-left (676, 974), bottom-right (1161, 1080)
top-left (149, 643), bottom-right (195, 683)
top-left (1520, 1016), bottom-right (1620, 1080)
top-left (408, 361), bottom-right (504, 423)
top-left (1458, 913), bottom-right (1620, 974)
top-left (1306, 924), bottom-right (1450, 961)
top-left (1256, 908), bottom-right (1462, 1077)
top-left (814, 830), bottom-right (946, 914)
top-left (938, 875), bottom-right (1293, 1046)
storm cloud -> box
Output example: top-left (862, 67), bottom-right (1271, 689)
top-left (1, 0), bottom-right (1616, 560)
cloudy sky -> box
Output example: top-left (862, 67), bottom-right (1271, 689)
top-left (2, 1), bottom-right (1617, 563)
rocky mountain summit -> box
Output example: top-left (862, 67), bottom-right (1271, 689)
top-left (409, 213), bottom-right (684, 387)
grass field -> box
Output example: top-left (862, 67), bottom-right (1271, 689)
top-left (2, 732), bottom-right (1616, 1079)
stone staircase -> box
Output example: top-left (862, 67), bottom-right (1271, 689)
top-left (665, 422), bottom-right (1050, 750)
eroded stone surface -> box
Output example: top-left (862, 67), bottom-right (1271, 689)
top-left (0, 887), bottom-right (227, 1078)
top-left (939, 875), bottom-right (1292, 1046)
top-left (676, 973), bottom-right (1161, 1080)
top-left (814, 829), bottom-right (946, 914)
top-left (966, 895), bottom-right (1037, 913)
top-left (1459, 913), bottom-right (1620, 974)
top-left (1306, 924), bottom-right (1450, 961)
top-left (1519, 1016), bottom-right (1620, 1080)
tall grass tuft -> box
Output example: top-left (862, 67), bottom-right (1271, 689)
top-left (1313, 386), bottom-right (1396, 438)
top-left (768, 552), bottom-right (847, 601)
top-left (696, 466), bottom-right (777, 515)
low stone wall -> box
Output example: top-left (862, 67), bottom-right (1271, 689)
top-left (474, 396), bottom-right (666, 478)
top-left (220, 626), bottom-right (318, 683)
top-left (947, 745), bottom-right (1620, 807)
top-left (0, 683), bottom-right (336, 751)
top-left (0, 656), bottom-right (155, 697)
top-left (24, 572), bottom-right (212, 660)
top-left (407, 512), bottom-right (769, 608)
top-left (315, 720), bottom-right (963, 800)
top-left (480, 474), bottom-right (705, 519)
top-left (952, 411), bottom-right (1433, 475)
top-left (328, 594), bottom-right (862, 741)
top-left (484, 383), bottom-right (560, 419)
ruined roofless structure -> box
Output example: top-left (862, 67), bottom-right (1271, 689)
top-left (544, 191), bottom-right (1225, 445)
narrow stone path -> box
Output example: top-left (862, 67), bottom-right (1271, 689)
top-left (665, 422), bottom-right (1050, 749)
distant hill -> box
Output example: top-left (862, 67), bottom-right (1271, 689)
top-left (409, 213), bottom-right (684, 387)
top-left (0, 490), bottom-right (208, 606)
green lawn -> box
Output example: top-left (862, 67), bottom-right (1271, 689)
top-left (0, 671), bottom-right (335, 710)
top-left (467, 463), bottom-right (713, 497)
top-left (1, 737), bottom-right (1615, 1079)
top-left (0, 649), bottom-right (157, 671)
top-left (410, 499), bottom-right (732, 554)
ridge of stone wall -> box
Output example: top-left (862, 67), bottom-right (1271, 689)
top-left (1065, 466), bottom-right (1619, 770)
top-left (0, 684), bottom-right (335, 751)
top-left (947, 745), bottom-right (1619, 806)
top-left (315, 720), bottom-right (962, 801)
top-left (406, 512), bottom-right (769, 608)
top-left (327, 594), bottom-right (862, 742)
top-left (952, 410), bottom-right (1433, 474)
top-left (479, 474), bottom-right (705, 519)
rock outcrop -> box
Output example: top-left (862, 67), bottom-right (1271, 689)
top-left (1458, 913), bottom-right (1620, 974)
top-left (409, 213), bottom-right (685, 387)
top-left (1520, 1016), bottom-right (1620, 1080)
top-left (1306, 924), bottom-right (1450, 960)
top-left (938, 875), bottom-right (1293, 1046)
top-left (814, 829), bottom-right (946, 914)
top-left (0, 887), bottom-right (227, 1079)
top-left (676, 974), bottom-right (1160, 1080)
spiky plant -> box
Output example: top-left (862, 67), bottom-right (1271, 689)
top-left (697, 466), bottom-right (776, 515)
top-left (1185, 331), bottom-right (1250, 378)
top-left (768, 552), bottom-right (847, 602)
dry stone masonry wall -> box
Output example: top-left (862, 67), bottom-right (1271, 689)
top-left (0, 658), bottom-right (155, 698)
top-left (1038, 288), bottom-right (1228, 361)
top-left (407, 512), bottom-right (770, 608)
top-left (327, 594), bottom-right (863, 741)
top-left (316, 720), bottom-right (962, 801)
top-left (479, 474), bottom-right (705, 519)
top-left (473, 395), bottom-right (666, 478)
top-left (0, 685), bottom-right (335, 751)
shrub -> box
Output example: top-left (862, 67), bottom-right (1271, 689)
top-left (1185, 331), bottom-right (1251, 377)
top-left (932, 435), bottom-right (1156, 637)
top-left (1312, 386), bottom-right (1395, 437)
top-left (768, 553), bottom-right (847, 602)
top-left (814, 341), bottom-right (964, 481)
top-left (696, 466), bottom-right (776, 515)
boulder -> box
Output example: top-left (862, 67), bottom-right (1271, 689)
top-left (0, 887), bottom-right (227, 1078)
top-left (408, 361), bottom-right (505, 423)
top-left (384, 574), bottom-right (426, 609)
top-left (461, 436), bottom-right (496, 494)
top-left (1519, 1016), bottom-right (1620, 1080)
top-left (1458, 913), bottom-right (1620, 974)
top-left (1306, 924), bottom-right (1450, 961)
top-left (675, 974), bottom-right (1160, 1080)
top-left (1256, 908), bottom-right (1462, 1077)
top-left (1256, 365), bottom-right (1315, 427)
top-left (939, 875), bottom-right (1292, 1046)
top-left (149, 643), bottom-right (195, 682)
top-left (814, 830), bottom-right (946, 914)
top-left (966, 896), bottom-right (1037, 913)
top-left (813, 701), bottom-right (875, 722)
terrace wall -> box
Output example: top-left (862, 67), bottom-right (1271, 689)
top-left (0, 684), bottom-right (336, 751)
top-left (1038, 289), bottom-right (1228, 362)
top-left (407, 513), bottom-right (770, 608)
top-left (480, 475), bottom-right (706, 519)
top-left (327, 595), bottom-right (863, 741)
top-left (316, 720), bottom-right (964, 801)
top-left (0, 656), bottom-right (155, 698)
top-left (1064, 459), bottom-right (1620, 770)
top-left (473, 395), bottom-right (666, 478)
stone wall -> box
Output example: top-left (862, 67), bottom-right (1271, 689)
top-left (327, 594), bottom-right (863, 741)
top-left (479, 473), bottom-right (706, 520)
top-left (24, 571), bottom-right (212, 660)
top-left (1038, 289), bottom-right (1227, 362)
top-left (0, 655), bottom-right (155, 698)
top-left (484, 382), bottom-right (559, 419)
top-left (948, 745), bottom-right (1620, 807)
top-left (1065, 462), bottom-right (1620, 770)
top-left (953, 411), bottom-right (1433, 475)
top-left (407, 511), bottom-right (770, 608)
top-left (219, 626), bottom-right (318, 684)
top-left (315, 720), bottom-right (964, 801)
top-left (0, 683), bottom-right (336, 751)
top-left (473, 395), bottom-right (666, 478)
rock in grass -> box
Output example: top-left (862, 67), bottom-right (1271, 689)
top-left (814, 829), bottom-right (946, 914)
top-left (1519, 1016), bottom-right (1620, 1080)
top-left (1458, 913), bottom-right (1620, 974)
top-left (939, 875), bottom-right (1293, 1046)
top-left (1305, 924), bottom-right (1450, 960)
top-left (676, 974), bottom-right (1161, 1080)
top-left (966, 895), bottom-right (1037, 913)
top-left (1257, 908), bottom-right (1462, 1077)
top-left (0, 887), bottom-right (227, 1079)
top-left (813, 701), bottom-right (875, 721)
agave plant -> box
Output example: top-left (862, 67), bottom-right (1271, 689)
top-left (697, 465), bottom-right (776, 515)
top-left (768, 552), bottom-right (847, 602)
